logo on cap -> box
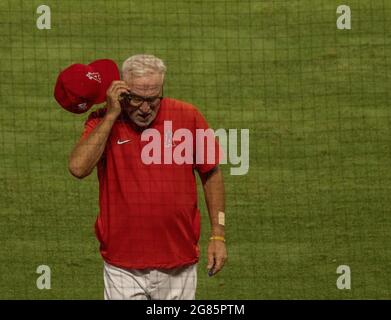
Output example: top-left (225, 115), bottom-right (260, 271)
top-left (78, 103), bottom-right (88, 110)
top-left (86, 72), bottom-right (102, 83)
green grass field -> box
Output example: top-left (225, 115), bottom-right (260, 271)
top-left (1, 0), bottom-right (391, 299)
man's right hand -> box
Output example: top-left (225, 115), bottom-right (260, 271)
top-left (105, 80), bottom-right (130, 119)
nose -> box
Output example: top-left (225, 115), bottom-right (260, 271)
top-left (139, 101), bottom-right (150, 113)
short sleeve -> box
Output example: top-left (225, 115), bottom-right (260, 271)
top-left (79, 108), bottom-right (107, 160)
top-left (193, 110), bottom-right (223, 173)
top-left (80, 108), bottom-right (106, 140)
top-left (81, 116), bottom-right (101, 140)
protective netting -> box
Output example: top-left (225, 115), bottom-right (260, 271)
top-left (0, 0), bottom-right (390, 299)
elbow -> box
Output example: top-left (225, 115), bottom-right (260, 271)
top-left (68, 161), bottom-right (91, 179)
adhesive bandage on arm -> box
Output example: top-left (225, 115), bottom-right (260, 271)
top-left (218, 211), bottom-right (225, 226)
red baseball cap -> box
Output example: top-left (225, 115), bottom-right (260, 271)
top-left (54, 59), bottom-right (120, 114)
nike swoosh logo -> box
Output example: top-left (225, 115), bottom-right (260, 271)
top-left (117, 139), bottom-right (131, 145)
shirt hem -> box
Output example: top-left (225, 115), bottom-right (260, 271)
top-left (101, 256), bottom-right (199, 270)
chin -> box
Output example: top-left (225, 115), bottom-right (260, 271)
top-left (135, 121), bottom-right (149, 128)
top-left (131, 118), bottom-right (154, 129)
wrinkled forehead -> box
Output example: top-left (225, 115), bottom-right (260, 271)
top-left (125, 73), bottom-right (163, 96)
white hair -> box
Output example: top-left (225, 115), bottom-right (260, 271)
top-left (122, 54), bottom-right (167, 81)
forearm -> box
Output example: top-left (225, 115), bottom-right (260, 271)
top-left (68, 114), bottom-right (116, 178)
top-left (201, 167), bottom-right (225, 237)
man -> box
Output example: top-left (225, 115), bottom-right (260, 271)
top-left (68, 54), bottom-right (227, 300)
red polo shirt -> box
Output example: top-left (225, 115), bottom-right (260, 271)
top-left (81, 98), bottom-right (220, 269)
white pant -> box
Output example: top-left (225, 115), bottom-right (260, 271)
top-left (103, 262), bottom-right (197, 300)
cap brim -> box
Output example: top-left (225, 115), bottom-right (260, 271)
top-left (89, 59), bottom-right (120, 104)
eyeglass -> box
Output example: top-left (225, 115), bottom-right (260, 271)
top-left (120, 88), bottom-right (163, 108)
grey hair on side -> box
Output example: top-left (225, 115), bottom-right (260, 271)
top-left (122, 54), bottom-right (167, 81)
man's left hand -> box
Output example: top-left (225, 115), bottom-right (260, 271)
top-left (207, 240), bottom-right (227, 276)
